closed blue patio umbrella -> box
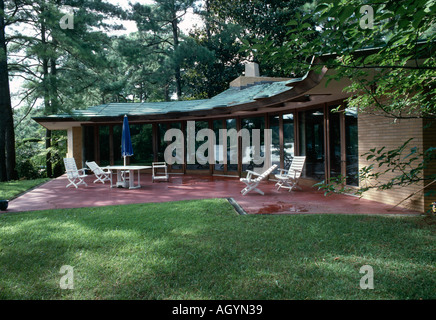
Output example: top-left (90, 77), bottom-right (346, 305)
top-left (121, 115), bottom-right (133, 166)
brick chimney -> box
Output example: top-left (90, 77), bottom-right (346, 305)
top-left (245, 62), bottom-right (260, 77)
top-left (230, 62), bottom-right (291, 89)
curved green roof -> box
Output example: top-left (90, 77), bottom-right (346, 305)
top-left (45, 78), bottom-right (300, 120)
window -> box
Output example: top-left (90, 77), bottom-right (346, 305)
top-left (329, 108), bottom-right (341, 179)
top-left (213, 120), bottom-right (224, 172)
top-left (269, 115), bottom-right (280, 173)
top-left (241, 117), bottom-right (265, 172)
top-left (130, 124), bottom-right (153, 165)
top-left (345, 107), bottom-right (358, 186)
top-left (299, 109), bottom-right (325, 180)
top-left (283, 113), bottom-right (294, 168)
top-left (83, 126), bottom-right (95, 164)
top-left (186, 121), bottom-right (210, 170)
top-left (226, 119), bottom-right (238, 172)
top-left (169, 122), bottom-right (183, 170)
top-left (99, 126), bottom-right (110, 166)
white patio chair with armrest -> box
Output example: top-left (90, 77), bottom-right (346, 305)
top-left (63, 158), bottom-right (88, 188)
top-left (86, 161), bottom-right (111, 184)
top-left (240, 164), bottom-right (278, 195)
top-left (275, 156), bottom-right (306, 191)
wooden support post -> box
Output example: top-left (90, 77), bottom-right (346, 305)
top-left (109, 125), bottom-right (114, 165)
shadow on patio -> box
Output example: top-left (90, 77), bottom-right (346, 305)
top-left (7, 173), bottom-right (421, 215)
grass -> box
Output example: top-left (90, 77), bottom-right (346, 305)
top-left (0, 178), bottom-right (50, 200)
top-left (0, 198), bottom-right (435, 300)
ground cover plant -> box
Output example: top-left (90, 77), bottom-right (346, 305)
top-left (0, 198), bottom-right (434, 300)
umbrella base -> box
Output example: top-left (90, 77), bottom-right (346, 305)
top-left (116, 181), bottom-right (129, 188)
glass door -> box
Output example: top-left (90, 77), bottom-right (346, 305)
top-left (213, 120), bottom-right (225, 174)
top-left (226, 118), bottom-right (238, 174)
top-left (269, 115), bottom-right (280, 174)
top-left (168, 122), bottom-right (183, 172)
top-left (130, 123), bottom-right (153, 165)
top-left (328, 105), bottom-right (359, 186)
top-left (328, 108), bottom-right (342, 180)
top-left (283, 113), bottom-right (295, 169)
top-left (299, 108), bottom-right (325, 180)
top-left (345, 107), bottom-right (358, 186)
top-left (240, 116), bottom-right (265, 173)
top-left (186, 121), bottom-right (210, 172)
top-left (298, 104), bottom-right (358, 185)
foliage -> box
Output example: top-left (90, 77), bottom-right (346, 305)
top-left (257, 0), bottom-right (436, 118)
top-left (185, 21), bottom-right (245, 98)
top-left (359, 139), bottom-right (435, 191)
top-left (16, 159), bottom-right (40, 180)
top-left (209, 0), bottom-right (313, 77)
top-left (130, 0), bottom-right (199, 100)
top-left (183, 0), bottom-right (316, 98)
top-left (13, 104), bottom-right (67, 179)
top-left (6, 0), bottom-right (126, 112)
top-left (315, 138), bottom-right (436, 212)
top-left (2, 0), bottom-right (126, 179)
top-left (15, 130), bottom-right (67, 179)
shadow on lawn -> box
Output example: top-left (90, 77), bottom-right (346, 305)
top-left (0, 200), bottom-right (435, 300)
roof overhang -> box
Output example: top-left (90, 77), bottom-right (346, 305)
top-left (33, 59), bottom-right (353, 129)
top-left (34, 120), bottom-right (93, 131)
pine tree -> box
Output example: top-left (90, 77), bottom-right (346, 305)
top-left (8, 0), bottom-right (125, 176)
top-left (0, 0), bottom-right (16, 181)
top-left (132, 0), bottom-right (196, 100)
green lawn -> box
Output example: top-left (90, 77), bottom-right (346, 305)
top-left (0, 178), bottom-right (50, 200)
top-left (0, 198), bottom-right (435, 300)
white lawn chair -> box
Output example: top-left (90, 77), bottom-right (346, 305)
top-left (63, 158), bottom-right (88, 188)
top-left (240, 164), bottom-right (278, 195)
top-left (152, 162), bottom-right (169, 182)
top-left (275, 156), bottom-right (306, 191)
top-left (86, 161), bottom-right (111, 184)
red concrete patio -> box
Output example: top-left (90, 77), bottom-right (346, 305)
top-left (6, 173), bottom-right (421, 215)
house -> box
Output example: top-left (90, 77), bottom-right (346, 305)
top-left (33, 61), bottom-right (435, 213)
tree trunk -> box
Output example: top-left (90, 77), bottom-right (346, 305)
top-left (164, 82), bottom-right (170, 102)
top-left (171, 15), bottom-right (182, 100)
top-left (204, 0), bottom-right (211, 42)
top-left (50, 42), bottom-right (59, 113)
top-left (45, 129), bottom-right (52, 177)
top-left (50, 47), bottom-right (62, 176)
top-left (0, 121), bottom-right (6, 181)
top-left (0, 0), bottom-right (17, 181)
top-left (41, 16), bottom-right (53, 177)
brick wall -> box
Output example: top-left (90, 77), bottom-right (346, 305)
top-left (423, 120), bottom-right (436, 213)
top-left (358, 113), bottom-right (425, 212)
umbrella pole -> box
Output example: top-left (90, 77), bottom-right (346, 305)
top-left (121, 156), bottom-right (128, 188)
